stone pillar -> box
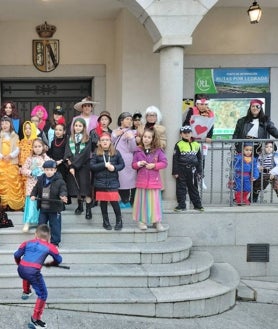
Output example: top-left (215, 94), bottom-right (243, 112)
top-left (159, 46), bottom-right (184, 204)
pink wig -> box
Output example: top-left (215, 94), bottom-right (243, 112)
top-left (31, 105), bottom-right (48, 120)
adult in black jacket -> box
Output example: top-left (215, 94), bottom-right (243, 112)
top-left (233, 99), bottom-right (278, 154)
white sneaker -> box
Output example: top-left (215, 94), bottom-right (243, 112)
top-left (155, 222), bottom-right (164, 231)
top-left (22, 223), bottom-right (29, 233)
top-left (138, 222), bottom-right (147, 230)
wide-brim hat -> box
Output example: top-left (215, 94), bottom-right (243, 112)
top-left (74, 96), bottom-right (99, 112)
top-left (97, 110), bottom-right (112, 124)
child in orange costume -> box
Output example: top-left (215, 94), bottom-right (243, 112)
top-left (19, 121), bottom-right (38, 195)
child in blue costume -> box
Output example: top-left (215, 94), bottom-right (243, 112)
top-left (234, 142), bottom-right (259, 205)
top-left (14, 224), bottom-right (62, 329)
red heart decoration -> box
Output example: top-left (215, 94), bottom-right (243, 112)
top-left (195, 125), bottom-right (208, 135)
top-left (190, 119), bottom-right (195, 124)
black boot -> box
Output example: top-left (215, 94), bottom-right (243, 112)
top-left (85, 202), bottom-right (92, 220)
top-left (75, 199), bottom-right (84, 215)
top-left (252, 192), bottom-right (259, 203)
top-left (114, 217), bottom-right (123, 231)
top-left (103, 216), bottom-right (112, 230)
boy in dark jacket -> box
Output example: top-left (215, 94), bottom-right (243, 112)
top-left (172, 126), bottom-right (204, 212)
top-left (30, 160), bottom-right (67, 246)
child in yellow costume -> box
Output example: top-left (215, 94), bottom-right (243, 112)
top-left (19, 121), bottom-right (38, 194)
top-left (0, 116), bottom-right (24, 210)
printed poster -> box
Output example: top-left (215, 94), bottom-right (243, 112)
top-left (195, 68), bottom-right (270, 94)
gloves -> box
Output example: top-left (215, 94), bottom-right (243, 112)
top-left (44, 261), bottom-right (58, 267)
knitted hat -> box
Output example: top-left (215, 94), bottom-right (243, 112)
top-left (73, 117), bottom-right (86, 127)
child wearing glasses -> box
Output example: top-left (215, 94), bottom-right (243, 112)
top-left (90, 132), bottom-right (125, 230)
top-left (172, 125), bottom-right (204, 212)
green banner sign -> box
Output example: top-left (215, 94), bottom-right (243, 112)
top-left (195, 69), bottom-right (217, 94)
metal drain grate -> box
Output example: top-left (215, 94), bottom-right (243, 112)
top-left (247, 244), bottom-right (269, 262)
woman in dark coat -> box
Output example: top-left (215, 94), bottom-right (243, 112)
top-left (233, 99), bottom-right (278, 154)
top-left (64, 117), bottom-right (92, 219)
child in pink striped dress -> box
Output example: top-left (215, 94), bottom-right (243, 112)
top-left (132, 128), bottom-right (168, 231)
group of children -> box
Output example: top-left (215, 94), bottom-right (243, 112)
top-left (12, 99), bottom-right (278, 328)
top-left (233, 140), bottom-right (278, 205)
top-left (13, 121), bottom-right (205, 328)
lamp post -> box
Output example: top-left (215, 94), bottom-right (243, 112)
top-left (247, 1), bottom-right (262, 24)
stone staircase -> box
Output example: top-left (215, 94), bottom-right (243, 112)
top-left (0, 205), bottom-right (239, 318)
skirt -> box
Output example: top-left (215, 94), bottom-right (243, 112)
top-left (0, 162), bottom-right (24, 210)
top-left (132, 188), bottom-right (162, 224)
top-left (96, 191), bottom-right (120, 202)
top-left (23, 196), bottom-right (40, 225)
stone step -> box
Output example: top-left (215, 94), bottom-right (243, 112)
top-left (5, 205), bottom-right (136, 225)
top-left (0, 223), bottom-right (169, 245)
top-left (1, 263), bottom-right (239, 318)
top-left (0, 236), bottom-right (192, 265)
top-left (2, 251), bottom-right (213, 289)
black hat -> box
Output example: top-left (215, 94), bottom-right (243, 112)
top-left (180, 125), bottom-right (192, 133)
top-left (53, 105), bottom-right (65, 115)
top-left (132, 112), bottom-right (142, 120)
top-left (43, 160), bottom-right (57, 169)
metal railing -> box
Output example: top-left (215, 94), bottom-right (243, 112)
top-left (199, 139), bottom-right (278, 206)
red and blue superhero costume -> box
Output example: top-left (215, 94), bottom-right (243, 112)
top-left (233, 154), bottom-right (259, 205)
top-left (14, 238), bottom-right (62, 321)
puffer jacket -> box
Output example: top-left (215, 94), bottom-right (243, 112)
top-left (90, 150), bottom-right (125, 190)
top-left (30, 172), bottom-right (67, 212)
top-left (132, 147), bottom-right (167, 189)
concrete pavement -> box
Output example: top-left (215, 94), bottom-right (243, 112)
top-left (1, 300), bottom-right (277, 329)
